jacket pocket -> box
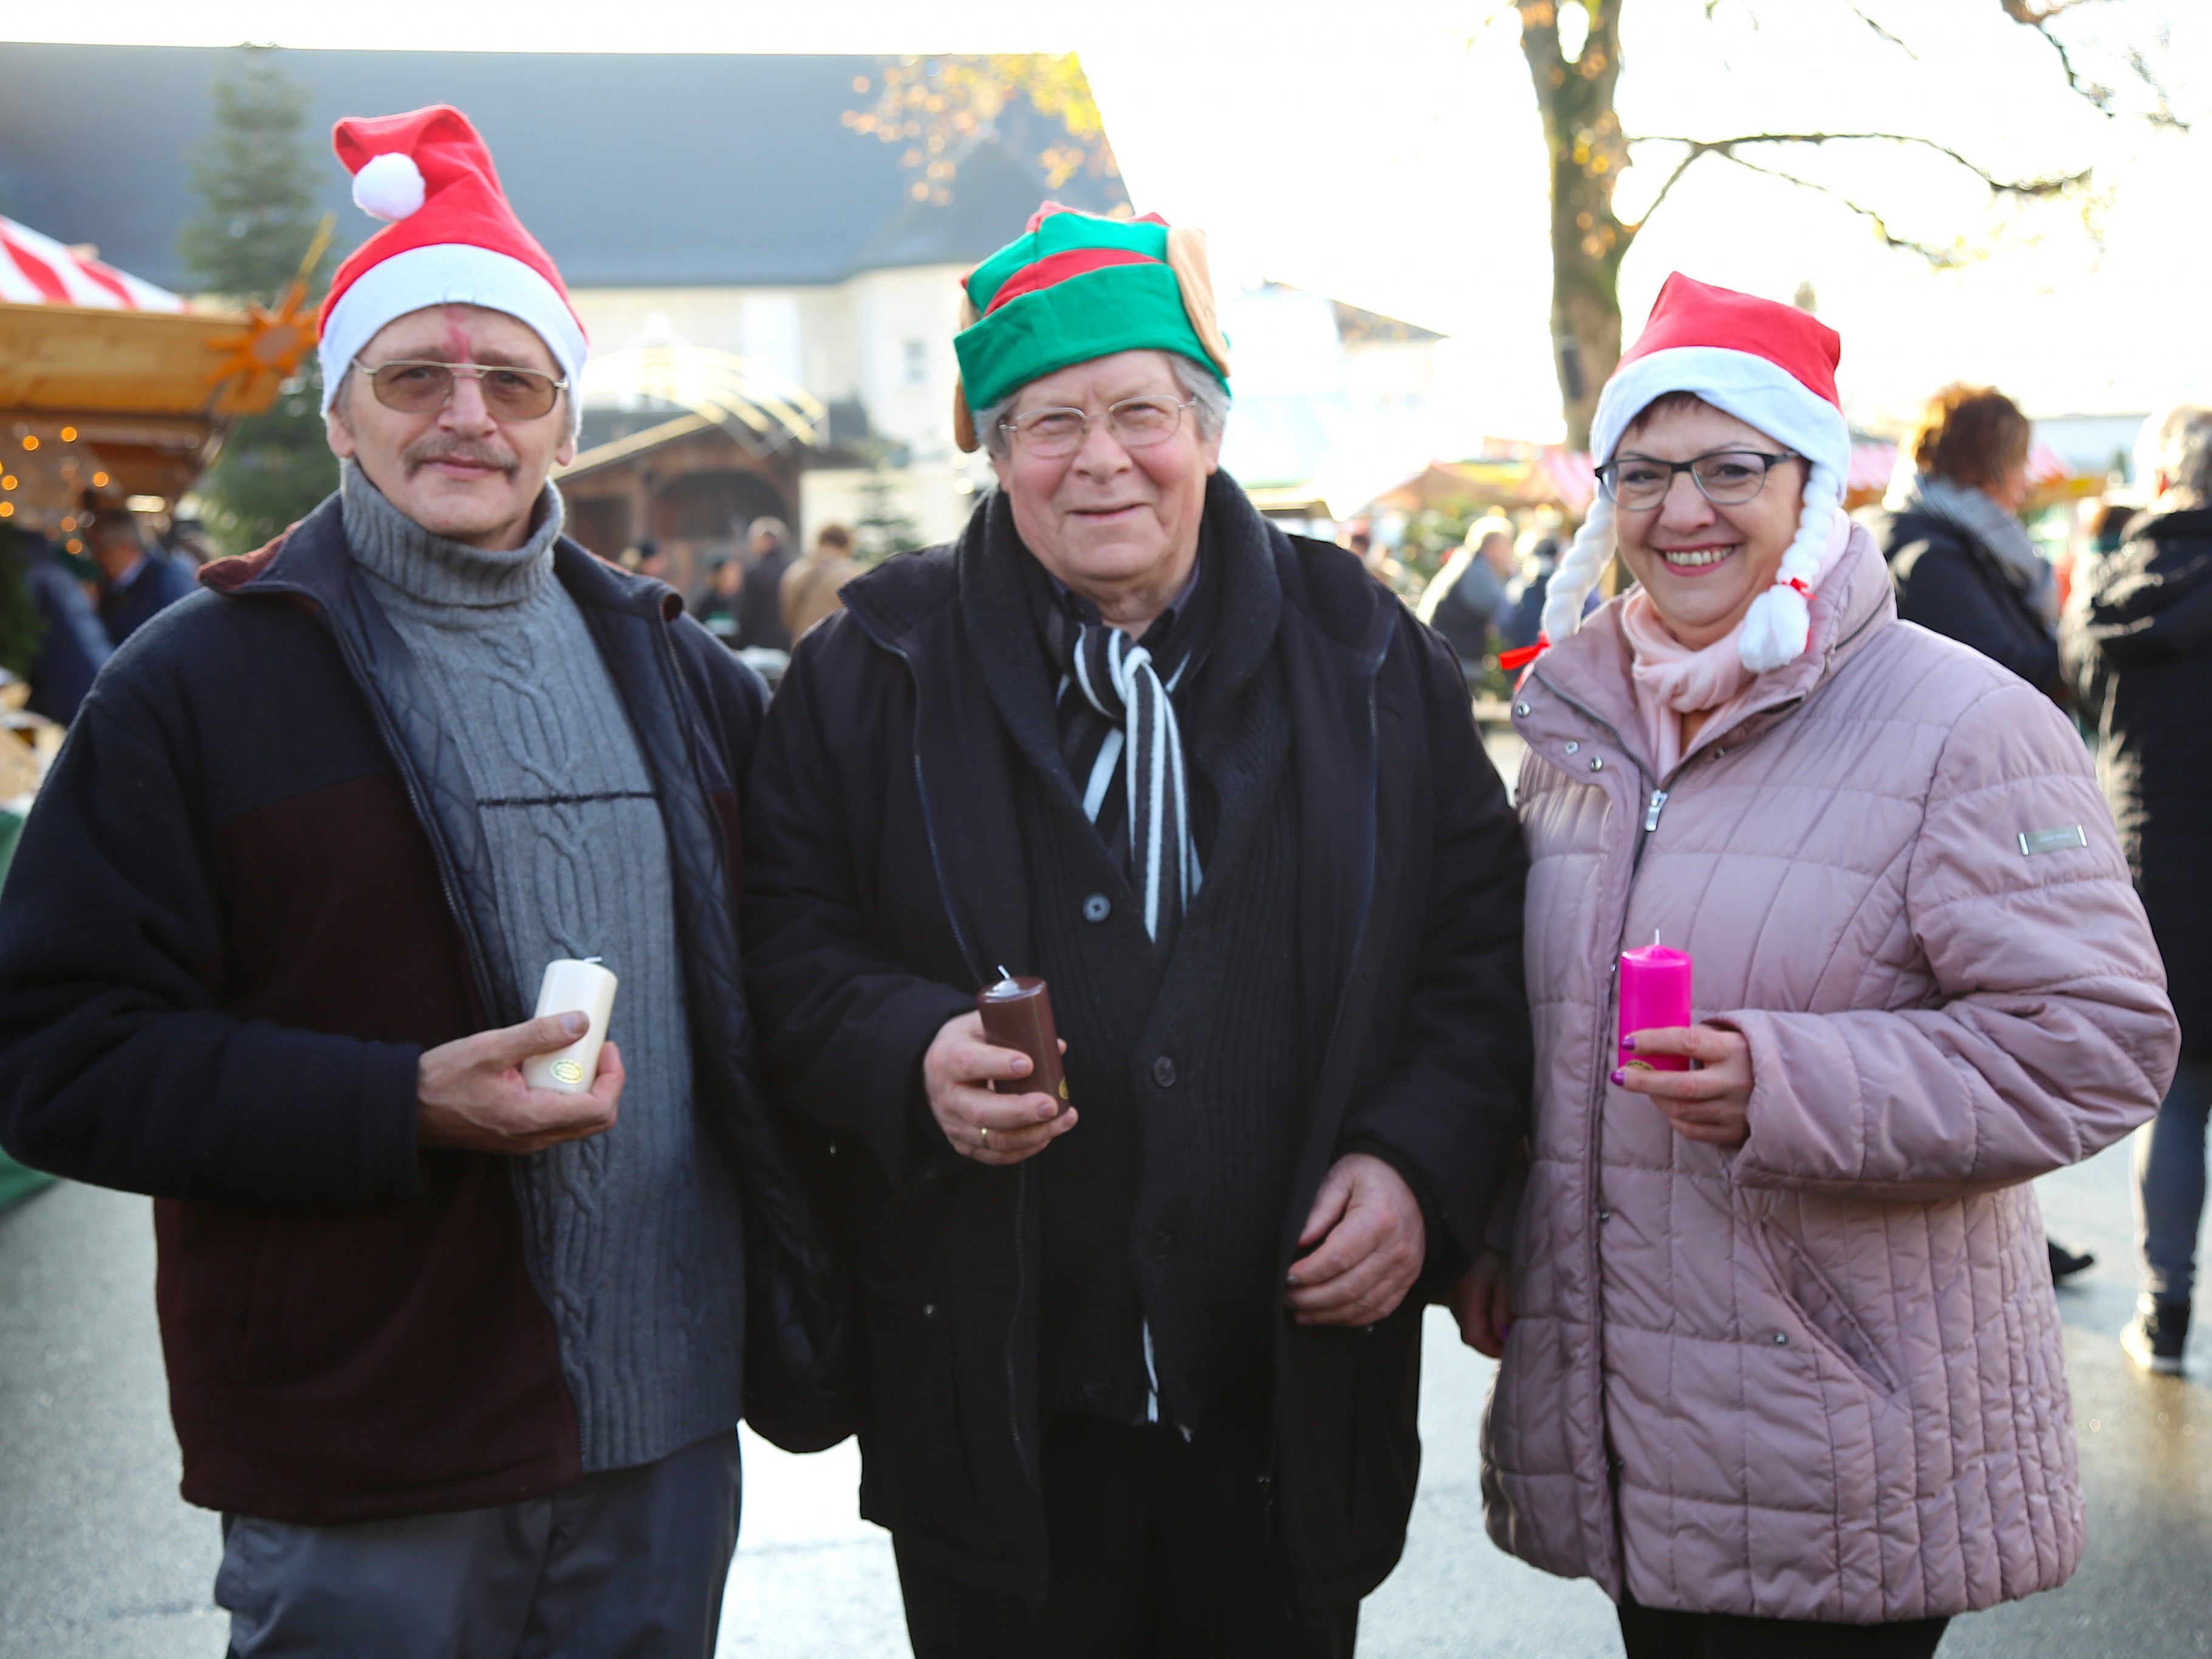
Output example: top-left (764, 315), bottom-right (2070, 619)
top-left (857, 1271), bottom-right (984, 1542)
top-left (1755, 1222), bottom-right (1900, 1395)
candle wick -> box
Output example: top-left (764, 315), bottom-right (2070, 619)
top-left (1652, 930), bottom-right (1661, 949)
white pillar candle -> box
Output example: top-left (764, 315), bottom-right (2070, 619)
top-left (522, 957), bottom-right (619, 1094)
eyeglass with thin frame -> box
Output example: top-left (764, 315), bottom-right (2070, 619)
top-left (999, 395), bottom-right (1196, 459)
top-left (354, 357), bottom-right (570, 422)
top-left (1597, 448), bottom-right (1801, 511)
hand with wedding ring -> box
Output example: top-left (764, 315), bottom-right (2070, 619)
top-left (922, 1011), bottom-right (1076, 1166)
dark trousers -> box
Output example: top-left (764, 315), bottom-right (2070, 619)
top-left (1620, 1596), bottom-right (1948, 1658)
top-left (217, 1431), bottom-right (741, 1658)
top-left (895, 1410), bottom-right (1357, 1659)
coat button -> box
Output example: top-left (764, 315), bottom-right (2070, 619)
top-left (1152, 1056), bottom-right (1177, 1088)
top-left (1148, 1230), bottom-right (1175, 1260)
top-left (1082, 892), bottom-right (1112, 923)
top-left (1514, 701), bottom-right (1531, 717)
top-left (1597, 1208), bottom-right (1612, 1223)
top-left (1563, 741), bottom-right (1580, 754)
top-left (1589, 756), bottom-right (1604, 771)
top-left (920, 1302), bottom-right (938, 1320)
top-left (1773, 1332), bottom-right (1789, 1346)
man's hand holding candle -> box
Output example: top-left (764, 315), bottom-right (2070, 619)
top-left (923, 1011), bottom-right (1077, 1166)
top-left (1611, 1025), bottom-right (1754, 1149)
top-left (417, 1013), bottom-right (625, 1154)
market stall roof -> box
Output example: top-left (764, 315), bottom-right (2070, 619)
top-left (0, 215), bottom-right (184, 311)
top-left (1, 214), bottom-right (307, 509)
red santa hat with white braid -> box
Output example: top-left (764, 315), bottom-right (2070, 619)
top-left (1541, 273), bottom-right (1851, 673)
top-left (317, 105), bottom-right (588, 426)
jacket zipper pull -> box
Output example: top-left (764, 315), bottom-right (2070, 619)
top-left (1643, 788), bottom-right (1670, 833)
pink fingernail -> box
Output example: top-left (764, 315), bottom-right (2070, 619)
top-left (1623, 1035), bottom-right (1638, 1052)
top-left (1610, 1069), bottom-right (1627, 1087)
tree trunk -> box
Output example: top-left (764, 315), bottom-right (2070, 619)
top-left (1518, 1), bottom-right (1631, 452)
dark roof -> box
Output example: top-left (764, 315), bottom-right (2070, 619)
top-left (0, 44), bottom-right (1125, 292)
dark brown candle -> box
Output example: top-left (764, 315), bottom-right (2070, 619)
top-left (977, 970), bottom-right (1068, 1108)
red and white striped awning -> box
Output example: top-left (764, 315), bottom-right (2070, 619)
top-left (0, 214), bottom-right (183, 312)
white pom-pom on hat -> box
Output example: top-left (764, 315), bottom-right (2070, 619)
top-left (352, 151), bottom-right (426, 222)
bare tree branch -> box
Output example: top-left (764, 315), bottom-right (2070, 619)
top-left (1846, 3), bottom-right (1917, 58)
top-left (1632, 130), bottom-right (2089, 199)
top-left (1710, 152), bottom-right (1966, 265)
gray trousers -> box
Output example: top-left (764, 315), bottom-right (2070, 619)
top-left (2137, 1053), bottom-right (2212, 1305)
top-left (217, 1431), bottom-right (741, 1659)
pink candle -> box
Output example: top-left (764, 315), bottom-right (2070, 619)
top-left (1618, 939), bottom-right (1693, 1073)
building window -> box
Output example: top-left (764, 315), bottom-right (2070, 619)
top-left (903, 340), bottom-right (928, 387)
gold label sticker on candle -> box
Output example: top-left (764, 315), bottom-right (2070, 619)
top-left (550, 1058), bottom-right (586, 1084)
top-left (1059, 1080), bottom-right (1070, 1100)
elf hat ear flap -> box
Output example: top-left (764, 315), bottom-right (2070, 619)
top-left (1165, 226), bottom-right (1231, 380)
top-left (953, 279), bottom-right (985, 453)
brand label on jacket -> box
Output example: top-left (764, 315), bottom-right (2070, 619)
top-left (2018, 824), bottom-right (2089, 857)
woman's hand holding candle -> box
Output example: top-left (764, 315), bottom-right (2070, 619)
top-left (417, 1013), bottom-right (625, 1154)
top-left (1610, 1025), bottom-right (1754, 1149)
top-left (924, 1011), bottom-right (1077, 1166)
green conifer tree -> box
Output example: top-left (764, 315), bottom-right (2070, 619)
top-left (177, 49), bottom-right (344, 555)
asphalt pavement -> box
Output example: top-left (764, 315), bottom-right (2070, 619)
top-left (2, 1135), bottom-right (2205, 1658)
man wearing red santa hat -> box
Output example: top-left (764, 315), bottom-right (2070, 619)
top-left (0, 106), bottom-right (844, 1655)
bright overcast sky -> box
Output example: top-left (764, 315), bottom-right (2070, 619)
top-left (9, 0), bottom-right (2211, 442)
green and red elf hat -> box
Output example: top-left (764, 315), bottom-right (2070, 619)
top-left (951, 202), bottom-right (1232, 453)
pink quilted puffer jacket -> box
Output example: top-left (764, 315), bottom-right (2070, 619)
top-left (1481, 527), bottom-right (2179, 1624)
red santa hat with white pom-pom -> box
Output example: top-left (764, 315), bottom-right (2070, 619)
top-left (1537, 273), bottom-right (1852, 674)
top-left (317, 105), bottom-right (588, 424)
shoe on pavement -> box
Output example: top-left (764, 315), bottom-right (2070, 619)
top-left (2121, 1298), bottom-right (2189, 1375)
top-left (2047, 1238), bottom-right (2096, 1282)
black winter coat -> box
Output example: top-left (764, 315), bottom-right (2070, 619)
top-left (1868, 506), bottom-right (2061, 694)
top-left (742, 475), bottom-right (1532, 1609)
top-left (2063, 505), bottom-right (2212, 1053)
top-left (0, 498), bottom-right (851, 1522)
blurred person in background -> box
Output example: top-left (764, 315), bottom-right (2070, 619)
top-left (2064, 401), bottom-right (2212, 1375)
top-left (0, 525), bottom-right (109, 724)
top-left (1417, 515), bottom-right (1516, 686)
top-left (1500, 530), bottom-right (1561, 652)
top-left (87, 501), bottom-right (196, 649)
top-left (744, 202), bottom-right (1530, 1656)
top-left (1468, 276), bottom-right (2174, 1658)
top-left (627, 535), bottom-right (669, 581)
top-left (1866, 384), bottom-right (2095, 1282)
top-left (780, 521), bottom-right (862, 641)
top-left (691, 553), bottom-right (743, 643)
top-left (1866, 383), bottom-right (2060, 696)
top-left (160, 515), bottom-right (221, 568)
top-left (737, 516), bottom-right (795, 652)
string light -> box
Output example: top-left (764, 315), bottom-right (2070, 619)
top-left (59, 426), bottom-right (77, 442)
top-left (66, 537), bottom-right (82, 552)
top-left (0, 475), bottom-right (14, 490)
top-left (21, 436), bottom-right (39, 451)
top-left (91, 471), bottom-right (109, 487)
top-left (0, 502), bottom-right (13, 519)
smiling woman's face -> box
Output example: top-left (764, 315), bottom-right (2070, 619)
top-left (990, 349), bottom-right (1221, 622)
top-left (1611, 397), bottom-right (1806, 649)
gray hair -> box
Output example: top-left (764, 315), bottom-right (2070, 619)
top-left (2137, 402), bottom-right (2212, 504)
top-left (977, 351), bottom-right (1230, 460)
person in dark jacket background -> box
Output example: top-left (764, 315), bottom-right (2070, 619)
top-left (1864, 382), bottom-right (2060, 695)
top-left (0, 106), bottom-right (823, 1658)
top-left (1867, 383), bottom-right (2097, 1284)
top-left (743, 203), bottom-right (1532, 1657)
top-left (2064, 400), bottom-right (2212, 1375)
top-left (86, 500), bottom-right (197, 648)
top-left (2, 525), bottom-right (111, 723)
top-left (736, 516), bottom-right (795, 651)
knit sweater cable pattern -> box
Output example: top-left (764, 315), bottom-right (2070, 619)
top-left (340, 462), bottom-right (745, 1473)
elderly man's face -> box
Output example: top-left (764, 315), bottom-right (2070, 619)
top-left (991, 349), bottom-right (1221, 622)
top-left (326, 303), bottom-right (575, 551)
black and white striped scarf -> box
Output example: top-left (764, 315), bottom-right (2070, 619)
top-left (1066, 621), bottom-right (1202, 943)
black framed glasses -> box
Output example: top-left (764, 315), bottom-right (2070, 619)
top-left (999, 395), bottom-right (1196, 459)
top-left (355, 357), bottom-right (569, 421)
top-left (1597, 448), bottom-right (1801, 510)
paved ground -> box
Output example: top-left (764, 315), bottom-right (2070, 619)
top-left (2, 1132), bottom-right (2204, 1658)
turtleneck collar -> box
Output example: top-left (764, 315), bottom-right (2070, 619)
top-left (340, 459), bottom-right (565, 609)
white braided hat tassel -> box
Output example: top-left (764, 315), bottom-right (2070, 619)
top-left (1538, 491), bottom-right (1616, 650)
top-left (1734, 460), bottom-right (1841, 672)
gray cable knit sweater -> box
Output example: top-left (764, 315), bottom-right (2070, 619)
top-left (341, 462), bottom-right (744, 1473)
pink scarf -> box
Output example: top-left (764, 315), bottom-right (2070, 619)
top-left (1618, 510), bottom-right (1853, 776)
